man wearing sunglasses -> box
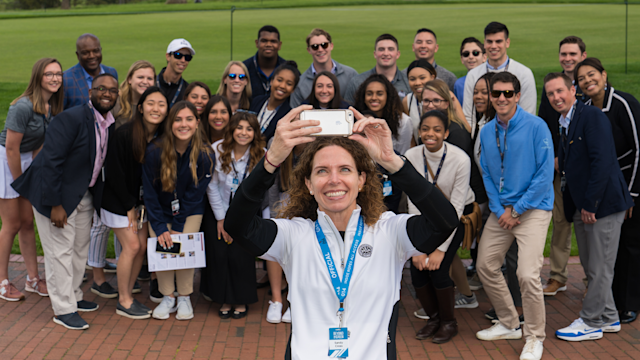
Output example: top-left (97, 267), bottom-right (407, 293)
top-left (63, 33), bottom-right (118, 110)
top-left (243, 25), bottom-right (287, 98)
top-left (158, 38), bottom-right (195, 109)
top-left (475, 72), bottom-right (554, 360)
top-left (13, 74), bottom-right (119, 331)
top-left (401, 28), bottom-right (457, 91)
top-left (290, 28), bottom-right (357, 107)
top-left (453, 37), bottom-right (486, 106)
top-left (462, 22), bottom-right (537, 127)
top-left (537, 36), bottom-right (589, 298)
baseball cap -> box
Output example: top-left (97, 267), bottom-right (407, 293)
top-left (167, 38), bottom-right (196, 55)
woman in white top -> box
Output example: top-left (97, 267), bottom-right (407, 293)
top-left (354, 74), bottom-right (412, 154)
top-left (403, 59), bottom-right (436, 144)
top-left (405, 110), bottom-right (474, 344)
top-left (224, 106), bottom-right (459, 359)
top-left (206, 112), bottom-right (267, 319)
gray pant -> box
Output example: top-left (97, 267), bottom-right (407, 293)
top-left (573, 210), bottom-right (624, 327)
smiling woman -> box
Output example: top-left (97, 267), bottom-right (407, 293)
top-left (113, 60), bottom-right (156, 127)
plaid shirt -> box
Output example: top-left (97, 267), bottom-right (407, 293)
top-left (63, 63), bottom-right (118, 110)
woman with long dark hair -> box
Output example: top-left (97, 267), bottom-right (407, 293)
top-left (184, 81), bottom-right (211, 118)
top-left (303, 71), bottom-right (349, 109)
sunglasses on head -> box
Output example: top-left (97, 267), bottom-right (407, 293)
top-left (171, 52), bottom-right (193, 61)
top-left (228, 73), bottom-right (246, 80)
top-left (310, 42), bottom-right (330, 51)
top-left (491, 90), bottom-right (517, 98)
top-left (462, 50), bottom-right (482, 58)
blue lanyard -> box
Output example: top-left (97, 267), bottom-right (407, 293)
top-left (315, 215), bottom-right (364, 317)
top-left (259, 100), bottom-right (281, 133)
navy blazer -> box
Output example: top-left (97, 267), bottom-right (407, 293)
top-left (63, 63), bottom-right (118, 110)
top-left (249, 94), bottom-right (292, 143)
top-left (558, 101), bottom-right (633, 221)
top-left (12, 104), bottom-right (113, 218)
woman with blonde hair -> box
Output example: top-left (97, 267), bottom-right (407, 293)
top-left (142, 101), bottom-right (214, 320)
top-left (113, 60), bottom-right (155, 127)
top-left (217, 61), bottom-right (252, 114)
top-left (0, 57), bottom-right (64, 301)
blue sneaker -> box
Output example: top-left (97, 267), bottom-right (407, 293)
top-left (556, 318), bottom-right (603, 341)
top-left (53, 312), bottom-right (89, 330)
top-left (77, 300), bottom-right (99, 312)
top-left (603, 320), bottom-right (621, 333)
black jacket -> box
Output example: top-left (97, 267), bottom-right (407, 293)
top-left (587, 88), bottom-right (640, 198)
top-left (12, 103), bottom-right (112, 217)
top-left (157, 67), bottom-right (189, 109)
top-left (558, 101), bottom-right (633, 221)
top-left (446, 121), bottom-right (488, 204)
top-left (249, 94), bottom-right (292, 144)
top-left (243, 52), bottom-right (287, 98)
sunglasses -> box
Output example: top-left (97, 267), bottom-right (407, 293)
top-left (490, 90), bottom-right (517, 98)
top-left (462, 50), bottom-right (482, 58)
top-left (171, 52), bottom-right (193, 61)
top-left (228, 73), bottom-right (246, 80)
top-left (310, 42), bottom-right (330, 51)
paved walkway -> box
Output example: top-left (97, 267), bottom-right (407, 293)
top-left (1, 257), bottom-right (639, 359)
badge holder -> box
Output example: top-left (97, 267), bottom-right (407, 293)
top-left (382, 175), bottom-right (392, 197)
top-left (171, 190), bottom-right (180, 216)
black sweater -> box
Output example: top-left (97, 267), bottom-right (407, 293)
top-left (447, 121), bottom-right (488, 204)
top-left (101, 122), bottom-right (142, 216)
top-left (224, 157), bottom-right (459, 257)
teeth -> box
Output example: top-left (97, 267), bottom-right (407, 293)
top-left (326, 191), bottom-right (346, 197)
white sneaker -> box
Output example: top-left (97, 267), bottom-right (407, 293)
top-left (266, 301), bottom-right (283, 324)
top-left (282, 307), bottom-right (291, 323)
top-left (413, 308), bottom-right (429, 320)
top-left (603, 320), bottom-right (621, 333)
top-left (152, 296), bottom-right (177, 320)
top-left (176, 296), bottom-right (194, 320)
top-left (476, 322), bottom-right (522, 341)
top-left (520, 338), bottom-right (543, 360)
top-left (556, 318), bottom-right (603, 341)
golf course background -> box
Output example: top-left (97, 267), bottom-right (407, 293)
top-left (2, 1), bottom-right (639, 257)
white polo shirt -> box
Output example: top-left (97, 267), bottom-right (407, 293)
top-left (261, 206), bottom-right (421, 360)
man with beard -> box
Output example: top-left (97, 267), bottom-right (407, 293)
top-left (243, 25), bottom-right (286, 98)
top-left (13, 74), bottom-right (119, 330)
top-left (63, 34), bottom-right (118, 110)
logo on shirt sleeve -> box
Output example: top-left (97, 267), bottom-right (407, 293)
top-left (358, 244), bottom-right (373, 258)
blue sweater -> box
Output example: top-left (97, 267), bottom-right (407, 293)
top-left (142, 141), bottom-right (214, 235)
top-left (479, 106), bottom-right (554, 218)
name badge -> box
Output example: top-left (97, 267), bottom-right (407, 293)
top-left (328, 327), bottom-right (349, 358)
top-left (383, 180), bottom-right (392, 197)
top-left (499, 176), bottom-right (505, 193)
top-left (139, 185), bottom-right (144, 201)
top-left (230, 178), bottom-right (239, 193)
top-left (560, 175), bottom-right (566, 192)
top-left (171, 199), bottom-right (180, 216)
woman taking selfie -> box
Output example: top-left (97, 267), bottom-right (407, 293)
top-left (224, 105), bottom-right (458, 358)
top-left (142, 101), bottom-right (214, 321)
top-left (217, 61), bottom-right (252, 114)
top-left (102, 87), bottom-right (168, 319)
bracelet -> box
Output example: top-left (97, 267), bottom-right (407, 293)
top-left (264, 151), bottom-right (281, 168)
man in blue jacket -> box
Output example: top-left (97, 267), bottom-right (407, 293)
top-left (63, 34), bottom-right (118, 110)
top-left (243, 25), bottom-right (286, 98)
top-left (545, 73), bottom-right (633, 342)
top-left (13, 74), bottom-right (118, 331)
top-left (475, 72), bottom-right (554, 360)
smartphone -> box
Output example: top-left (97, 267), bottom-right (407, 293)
top-left (155, 240), bottom-right (181, 255)
top-left (300, 109), bottom-right (354, 136)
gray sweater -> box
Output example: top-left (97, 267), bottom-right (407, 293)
top-left (290, 60), bottom-right (358, 108)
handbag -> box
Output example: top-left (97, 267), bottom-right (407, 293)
top-left (425, 159), bottom-right (483, 250)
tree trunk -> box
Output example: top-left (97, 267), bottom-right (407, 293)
top-left (61, 0), bottom-right (70, 9)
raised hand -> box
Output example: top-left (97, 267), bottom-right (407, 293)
top-left (348, 107), bottom-right (404, 173)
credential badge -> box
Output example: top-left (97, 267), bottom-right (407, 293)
top-left (358, 244), bottom-right (373, 258)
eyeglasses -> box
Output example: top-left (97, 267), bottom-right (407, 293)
top-left (92, 86), bottom-right (118, 95)
top-left (43, 72), bottom-right (63, 80)
top-left (310, 42), bottom-right (330, 51)
top-left (228, 73), bottom-right (246, 80)
top-left (236, 109), bottom-right (257, 115)
top-left (490, 90), bottom-right (517, 98)
top-left (461, 50), bottom-right (482, 58)
top-left (171, 52), bottom-right (193, 61)
top-left (423, 98), bottom-right (447, 106)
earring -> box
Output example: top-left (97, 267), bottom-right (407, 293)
top-left (310, 190), bottom-right (314, 195)
top-left (359, 187), bottom-right (362, 192)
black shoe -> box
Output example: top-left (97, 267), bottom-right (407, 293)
top-left (219, 308), bottom-right (231, 319)
top-left (116, 302), bottom-right (150, 319)
top-left (231, 305), bottom-right (248, 319)
top-left (133, 298), bottom-right (152, 314)
top-left (104, 261), bottom-right (117, 273)
top-left (620, 311), bottom-right (637, 324)
top-left (91, 281), bottom-right (118, 299)
top-left (137, 266), bottom-right (151, 281)
top-left (268, 285), bottom-right (288, 296)
top-left (77, 300), bottom-right (99, 312)
top-left (132, 281), bottom-right (142, 294)
top-left (53, 312), bottom-right (89, 330)
top-left (149, 279), bottom-right (163, 303)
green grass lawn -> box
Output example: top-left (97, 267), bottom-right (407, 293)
top-left (2, 2), bottom-right (637, 258)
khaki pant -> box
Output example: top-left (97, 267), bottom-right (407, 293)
top-left (549, 175), bottom-right (573, 284)
top-left (477, 209), bottom-right (552, 341)
top-left (149, 215), bottom-right (202, 296)
top-left (34, 191), bottom-right (94, 316)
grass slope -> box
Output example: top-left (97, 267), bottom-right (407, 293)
top-left (2, 3), bottom-right (637, 257)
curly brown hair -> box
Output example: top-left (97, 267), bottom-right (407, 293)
top-left (354, 74), bottom-right (403, 140)
top-left (279, 137), bottom-right (386, 227)
top-left (217, 112), bottom-right (266, 175)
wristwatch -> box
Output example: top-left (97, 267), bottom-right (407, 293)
top-left (511, 208), bottom-right (521, 218)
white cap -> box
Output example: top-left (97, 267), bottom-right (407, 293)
top-left (166, 38), bottom-right (196, 55)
